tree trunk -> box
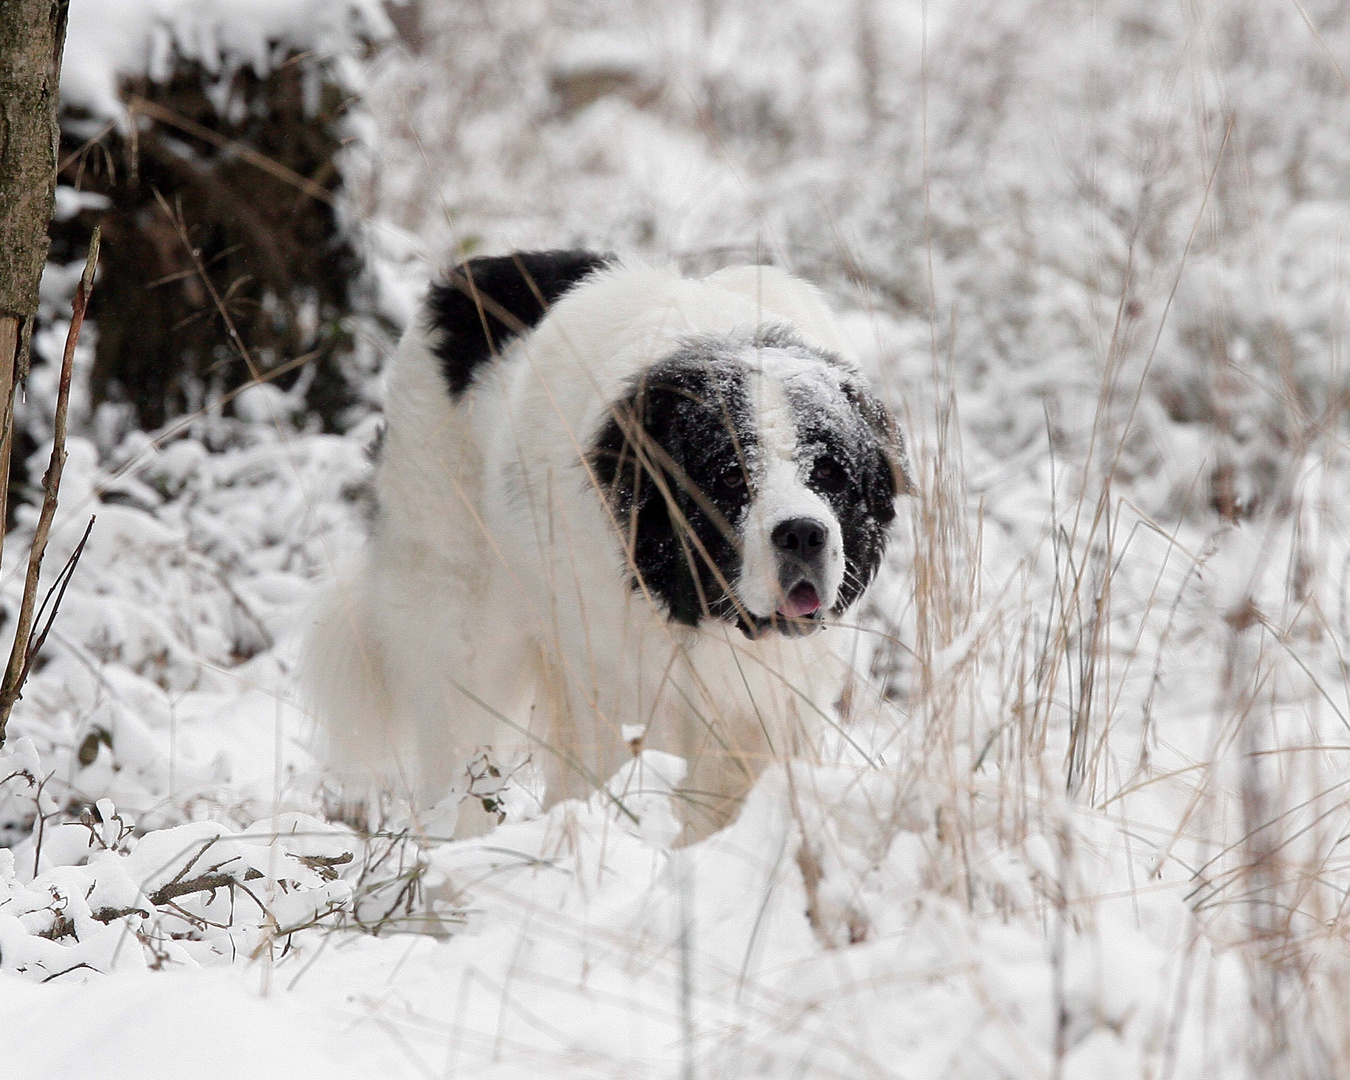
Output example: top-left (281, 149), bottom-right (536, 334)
top-left (0, 0), bottom-right (70, 552)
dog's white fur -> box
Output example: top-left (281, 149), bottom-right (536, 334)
top-left (306, 262), bottom-right (868, 836)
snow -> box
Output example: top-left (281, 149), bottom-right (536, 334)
top-left (63, 0), bottom-right (391, 119)
top-left (4, 0), bottom-right (1350, 1075)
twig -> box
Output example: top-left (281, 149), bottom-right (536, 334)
top-left (0, 228), bottom-right (100, 745)
top-left (92, 904), bottom-right (150, 923)
top-left (295, 851), bottom-right (354, 880)
top-left (142, 850), bottom-right (350, 908)
top-left (30, 770), bottom-right (55, 878)
top-left (126, 96), bottom-right (336, 206)
top-left (152, 836), bottom-right (220, 897)
top-left (19, 514), bottom-right (95, 688)
top-left (40, 962), bottom-right (98, 983)
top-left (147, 867), bottom-right (264, 908)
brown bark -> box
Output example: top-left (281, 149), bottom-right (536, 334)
top-left (0, 1), bottom-right (70, 548)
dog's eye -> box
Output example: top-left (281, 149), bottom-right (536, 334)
top-left (721, 468), bottom-right (747, 493)
top-left (811, 456), bottom-right (847, 491)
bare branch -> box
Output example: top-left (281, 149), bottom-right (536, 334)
top-left (146, 867), bottom-right (264, 908)
top-left (20, 514), bottom-right (95, 688)
top-left (0, 229), bottom-right (99, 743)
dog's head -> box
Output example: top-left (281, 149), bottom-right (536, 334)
top-left (590, 327), bottom-right (913, 637)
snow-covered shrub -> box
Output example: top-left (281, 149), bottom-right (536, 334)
top-left (41, 0), bottom-right (393, 459)
top-left (0, 763), bottom-right (356, 981)
top-left (0, 413), bottom-right (374, 836)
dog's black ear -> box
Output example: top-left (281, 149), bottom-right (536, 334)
top-left (844, 380), bottom-right (915, 524)
top-left (426, 250), bottom-right (613, 397)
top-left (589, 380), bottom-right (663, 532)
top-left (587, 377), bottom-right (694, 617)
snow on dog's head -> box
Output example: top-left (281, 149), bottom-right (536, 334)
top-left (590, 324), bottom-right (912, 638)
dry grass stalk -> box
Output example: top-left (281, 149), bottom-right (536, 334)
top-left (124, 95), bottom-right (338, 208)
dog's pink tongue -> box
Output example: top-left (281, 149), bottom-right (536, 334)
top-left (778, 583), bottom-right (821, 619)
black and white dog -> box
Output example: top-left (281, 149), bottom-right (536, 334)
top-left (306, 252), bottom-right (911, 837)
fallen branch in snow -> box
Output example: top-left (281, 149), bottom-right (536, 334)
top-left (294, 852), bottom-right (355, 880)
top-left (91, 905), bottom-right (150, 924)
top-left (146, 868), bottom-right (265, 908)
top-left (39, 962), bottom-right (97, 984)
top-left (143, 852), bottom-right (354, 907)
top-left (0, 227), bottom-right (100, 744)
top-left (1, 812), bottom-right (363, 981)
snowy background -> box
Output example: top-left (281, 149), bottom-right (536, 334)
top-left (4, 0), bottom-right (1350, 1076)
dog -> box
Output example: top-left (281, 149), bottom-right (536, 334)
top-left (305, 251), bottom-right (912, 839)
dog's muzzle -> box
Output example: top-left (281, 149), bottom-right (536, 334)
top-left (738, 516), bottom-right (830, 639)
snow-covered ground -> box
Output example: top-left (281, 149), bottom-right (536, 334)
top-left (5, 1), bottom-right (1350, 1076)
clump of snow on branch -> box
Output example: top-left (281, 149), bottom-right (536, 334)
top-left (62, 0), bottom-right (392, 120)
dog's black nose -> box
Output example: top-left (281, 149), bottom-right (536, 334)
top-left (771, 517), bottom-right (827, 557)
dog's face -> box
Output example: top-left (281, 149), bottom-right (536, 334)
top-left (590, 327), bottom-right (911, 637)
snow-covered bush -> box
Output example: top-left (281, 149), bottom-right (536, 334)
top-left (0, 413), bottom-right (374, 838)
top-left (0, 768), bottom-right (355, 980)
top-left (43, 0), bottom-right (393, 455)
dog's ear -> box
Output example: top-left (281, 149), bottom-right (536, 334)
top-left (589, 377), bottom-right (711, 625)
top-left (843, 380), bottom-right (915, 524)
top-left (592, 397), bottom-right (644, 520)
top-left (588, 376), bottom-right (675, 548)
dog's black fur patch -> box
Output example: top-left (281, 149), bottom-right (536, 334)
top-left (427, 250), bottom-right (613, 397)
top-left (787, 375), bottom-right (904, 614)
top-left (589, 347), bottom-right (757, 628)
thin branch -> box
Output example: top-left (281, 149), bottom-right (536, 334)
top-left (40, 962), bottom-right (98, 983)
top-left (0, 227), bottom-right (99, 744)
top-left (91, 904), bottom-right (150, 924)
top-left (19, 514), bottom-right (94, 688)
top-left (125, 96), bottom-right (336, 206)
top-left (146, 867), bottom-right (263, 908)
